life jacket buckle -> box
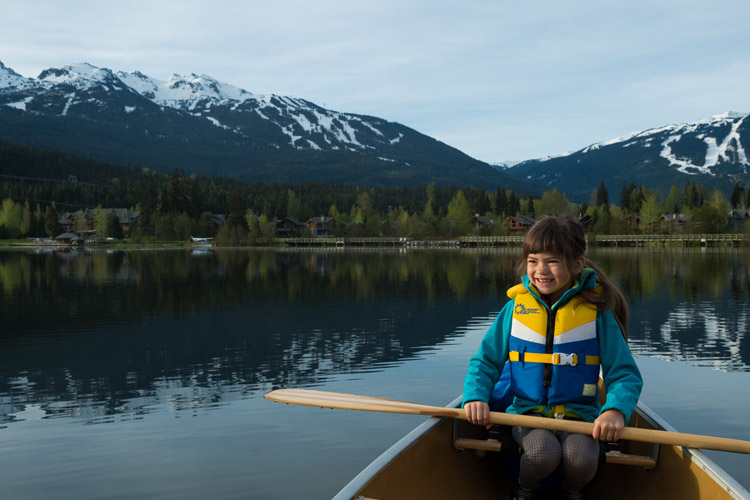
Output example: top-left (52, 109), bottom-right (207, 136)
top-left (552, 353), bottom-right (577, 366)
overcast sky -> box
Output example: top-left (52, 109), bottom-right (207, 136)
top-left (1, 0), bottom-right (749, 163)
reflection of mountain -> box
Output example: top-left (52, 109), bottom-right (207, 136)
top-left (0, 249), bottom-right (517, 425)
top-left (2, 248), bottom-right (748, 427)
top-left (589, 249), bottom-right (750, 372)
top-left (630, 301), bottom-right (749, 372)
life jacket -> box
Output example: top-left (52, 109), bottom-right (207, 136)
top-left (507, 276), bottom-right (601, 411)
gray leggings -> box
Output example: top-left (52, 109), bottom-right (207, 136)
top-left (512, 426), bottom-right (600, 492)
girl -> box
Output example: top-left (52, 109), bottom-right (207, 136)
top-left (463, 215), bottom-right (642, 500)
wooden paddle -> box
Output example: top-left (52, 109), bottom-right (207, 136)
top-left (264, 388), bottom-right (750, 454)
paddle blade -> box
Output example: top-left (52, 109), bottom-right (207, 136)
top-left (264, 388), bottom-right (462, 418)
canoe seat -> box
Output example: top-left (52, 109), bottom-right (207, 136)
top-left (453, 437), bottom-right (657, 468)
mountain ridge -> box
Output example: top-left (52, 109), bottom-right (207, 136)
top-left (0, 60), bottom-right (537, 191)
top-left (505, 112), bottom-right (750, 199)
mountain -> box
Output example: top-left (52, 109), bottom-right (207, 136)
top-left (0, 60), bottom-right (536, 191)
top-left (505, 112), bottom-right (750, 200)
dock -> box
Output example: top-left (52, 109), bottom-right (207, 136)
top-left (280, 234), bottom-right (746, 248)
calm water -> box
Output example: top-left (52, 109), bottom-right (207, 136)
top-left (0, 247), bottom-right (748, 499)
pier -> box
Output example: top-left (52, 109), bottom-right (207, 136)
top-left (281, 234), bottom-right (746, 248)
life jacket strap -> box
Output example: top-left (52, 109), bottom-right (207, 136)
top-left (554, 405), bottom-right (566, 419)
top-left (509, 351), bottom-right (600, 366)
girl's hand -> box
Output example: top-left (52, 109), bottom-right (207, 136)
top-left (593, 409), bottom-right (625, 441)
top-left (464, 401), bottom-right (492, 429)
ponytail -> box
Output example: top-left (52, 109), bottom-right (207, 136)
top-left (580, 259), bottom-right (629, 340)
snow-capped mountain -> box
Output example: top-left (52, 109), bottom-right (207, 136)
top-left (0, 60), bottom-right (533, 189)
top-left (507, 113), bottom-right (750, 198)
top-left (0, 61), bottom-right (33, 90)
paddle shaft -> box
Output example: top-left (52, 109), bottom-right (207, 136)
top-left (265, 388), bottom-right (750, 454)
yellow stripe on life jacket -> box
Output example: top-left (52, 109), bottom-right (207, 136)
top-left (509, 351), bottom-right (600, 366)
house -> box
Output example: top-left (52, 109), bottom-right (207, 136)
top-left (276, 217), bottom-right (307, 237)
top-left (473, 214), bottom-right (495, 234)
top-left (307, 216), bottom-right (335, 237)
top-left (58, 215), bottom-right (75, 231)
top-left (59, 208), bottom-right (140, 235)
top-left (59, 209), bottom-right (94, 232)
top-left (659, 213), bottom-right (691, 229)
top-left (55, 231), bottom-right (84, 245)
top-left (624, 213), bottom-right (643, 229)
top-left (504, 215), bottom-right (537, 234)
top-left (107, 208), bottom-right (140, 234)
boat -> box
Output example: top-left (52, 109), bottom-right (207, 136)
top-left (331, 396), bottom-right (750, 500)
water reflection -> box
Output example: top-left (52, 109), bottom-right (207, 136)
top-left (0, 248), bottom-right (516, 426)
top-left (593, 248), bottom-right (750, 371)
top-left (0, 247), bottom-right (748, 428)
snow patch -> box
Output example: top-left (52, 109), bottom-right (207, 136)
top-left (61, 93), bottom-right (75, 116)
top-left (5, 96), bottom-right (33, 111)
top-left (206, 116), bottom-right (231, 130)
top-left (660, 115), bottom-right (749, 175)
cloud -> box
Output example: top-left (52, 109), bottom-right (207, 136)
top-left (1, 0), bottom-right (749, 161)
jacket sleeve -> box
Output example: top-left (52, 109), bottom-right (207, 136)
top-left (462, 300), bottom-right (514, 406)
top-left (597, 309), bottom-right (643, 425)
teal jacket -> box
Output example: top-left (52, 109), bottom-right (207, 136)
top-left (463, 269), bottom-right (643, 424)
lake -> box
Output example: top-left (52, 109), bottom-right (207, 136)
top-left (0, 247), bottom-right (748, 499)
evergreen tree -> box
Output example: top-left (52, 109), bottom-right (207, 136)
top-left (620, 181), bottom-right (630, 211)
top-left (685, 183), bottom-right (698, 209)
top-left (596, 181), bottom-right (609, 207)
top-left (730, 182), bottom-right (746, 209)
top-left (286, 189), bottom-right (303, 221)
top-left (472, 188), bottom-right (491, 216)
top-left (507, 191), bottom-right (519, 217)
top-left (188, 177), bottom-right (205, 220)
top-left (629, 187), bottom-right (643, 213)
top-left (106, 212), bottom-right (124, 239)
top-left (495, 185), bottom-right (507, 217)
top-left (527, 194), bottom-right (535, 217)
top-left (45, 202), bottom-right (61, 237)
top-left (665, 185), bottom-right (682, 214)
top-left (227, 187), bottom-right (247, 229)
top-left (137, 169), bottom-right (159, 229)
top-left (161, 169), bottom-right (190, 215)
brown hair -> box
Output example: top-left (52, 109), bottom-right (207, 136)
top-left (518, 215), bottom-right (630, 338)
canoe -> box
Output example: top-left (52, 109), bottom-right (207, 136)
top-left (332, 396), bottom-right (750, 500)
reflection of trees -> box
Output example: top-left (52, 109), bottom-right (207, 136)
top-left (2, 248), bottom-right (747, 427)
top-left (0, 248), bottom-right (519, 425)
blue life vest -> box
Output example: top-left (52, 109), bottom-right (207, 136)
top-left (507, 282), bottom-right (601, 407)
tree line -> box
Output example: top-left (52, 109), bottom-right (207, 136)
top-left (1, 141), bottom-right (748, 242)
top-left (2, 171), bottom-right (748, 243)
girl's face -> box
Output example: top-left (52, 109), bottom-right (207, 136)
top-left (526, 252), bottom-right (584, 303)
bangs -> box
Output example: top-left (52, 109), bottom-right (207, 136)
top-left (522, 215), bottom-right (586, 262)
top-left (522, 227), bottom-right (569, 258)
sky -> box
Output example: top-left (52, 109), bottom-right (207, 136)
top-left (1, 0), bottom-right (749, 164)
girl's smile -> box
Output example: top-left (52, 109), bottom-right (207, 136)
top-left (526, 252), bottom-right (584, 303)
